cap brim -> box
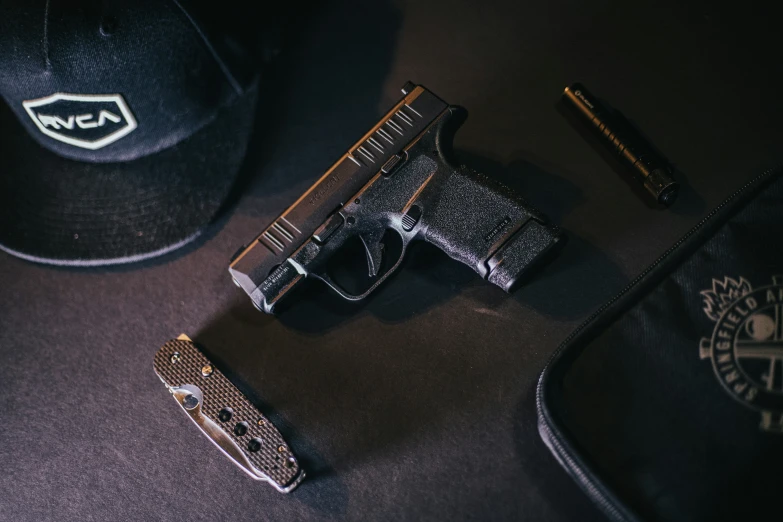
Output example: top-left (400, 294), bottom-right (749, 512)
top-left (0, 83), bottom-right (258, 266)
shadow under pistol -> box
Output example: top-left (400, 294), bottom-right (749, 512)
top-left (229, 82), bottom-right (563, 313)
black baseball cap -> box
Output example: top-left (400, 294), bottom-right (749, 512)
top-left (0, 1), bottom-right (260, 265)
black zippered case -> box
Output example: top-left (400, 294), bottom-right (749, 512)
top-left (537, 167), bottom-right (783, 521)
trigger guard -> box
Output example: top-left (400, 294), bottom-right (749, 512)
top-left (312, 238), bottom-right (409, 301)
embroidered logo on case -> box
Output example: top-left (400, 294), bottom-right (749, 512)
top-left (22, 93), bottom-right (137, 150)
top-left (699, 275), bottom-right (783, 433)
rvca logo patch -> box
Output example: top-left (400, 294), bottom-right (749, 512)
top-left (699, 275), bottom-right (783, 433)
top-left (22, 93), bottom-right (137, 150)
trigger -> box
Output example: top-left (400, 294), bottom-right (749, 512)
top-left (359, 229), bottom-right (385, 277)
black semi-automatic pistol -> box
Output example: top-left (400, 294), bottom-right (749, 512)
top-left (230, 82), bottom-right (562, 313)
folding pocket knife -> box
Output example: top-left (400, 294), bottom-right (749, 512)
top-left (153, 335), bottom-right (305, 493)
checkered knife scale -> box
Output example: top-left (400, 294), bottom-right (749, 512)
top-left (153, 335), bottom-right (305, 492)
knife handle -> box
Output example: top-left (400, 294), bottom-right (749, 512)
top-left (153, 335), bottom-right (304, 493)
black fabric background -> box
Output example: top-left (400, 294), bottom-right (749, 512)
top-left (1, 1), bottom-right (782, 520)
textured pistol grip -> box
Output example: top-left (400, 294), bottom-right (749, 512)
top-left (418, 166), bottom-right (562, 290)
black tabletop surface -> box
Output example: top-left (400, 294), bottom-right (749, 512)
top-left (2, 1), bottom-right (782, 520)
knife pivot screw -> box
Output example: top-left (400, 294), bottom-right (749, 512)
top-left (201, 364), bottom-right (214, 377)
top-left (248, 438), bottom-right (263, 452)
top-left (170, 352), bottom-right (181, 364)
top-left (182, 394), bottom-right (199, 410)
top-left (346, 216), bottom-right (356, 225)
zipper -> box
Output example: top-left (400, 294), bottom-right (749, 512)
top-left (535, 166), bottom-right (781, 521)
